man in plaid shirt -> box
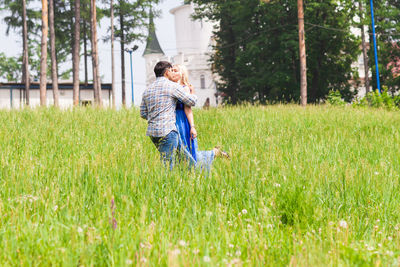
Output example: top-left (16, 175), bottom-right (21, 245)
top-left (140, 61), bottom-right (198, 169)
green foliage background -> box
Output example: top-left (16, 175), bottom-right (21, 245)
top-left (191, 0), bottom-right (400, 104)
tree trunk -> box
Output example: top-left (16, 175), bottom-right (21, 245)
top-left (40, 0), bottom-right (48, 107)
top-left (111, 0), bottom-right (116, 108)
top-left (359, 1), bottom-right (370, 94)
top-left (84, 21), bottom-right (88, 86)
top-left (22, 0), bottom-right (30, 106)
top-left (49, 0), bottom-right (59, 107)
top-left (90, 0), bottom-right (101, 106)
top-left (120, 7), bottom-right (126, 106)
top-left (298, 0), bottom-right (307, 106)
top-left (73, 0), bottom-right (81, 106)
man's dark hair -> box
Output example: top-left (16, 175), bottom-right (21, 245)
top-left (154, 61), bottom-right (172, 77)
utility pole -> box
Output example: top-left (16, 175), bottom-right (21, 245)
top-left (125, 45), bottom-right (139, 107)
top-left (111, 0), bottom-right (115, 108)
top-left (49, 0), bottom-right (59, 107)
top-left (22, 0), bottom-right (30, 106)
top-left (369, 0), bottom-right (381, 93)
top-left (359, 1), bottom-right (370, 94)
top-left (73, 0), bottom-right (81, 106)
top-left (298, 0), bottom-right (307, 106)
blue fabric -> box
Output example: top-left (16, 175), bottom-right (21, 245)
top-left (176, 100), bottom-right (215, 171)
top-left (195, 142), bottom-right (215, 172)
top-left (176, 101), bottom-right (197, 161)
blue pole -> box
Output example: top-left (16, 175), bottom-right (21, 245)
top-left (369, 0), bottom-right (381, 93)
top-left (129, 51), bottom-right (134, 106)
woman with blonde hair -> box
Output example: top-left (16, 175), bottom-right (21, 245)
top-left (170, 64), bottom-right (229, 170)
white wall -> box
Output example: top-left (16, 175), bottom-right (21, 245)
top-left (0, 89), bottom-right (112, 109)
top-left (170, 4), bottom-right (215, 54)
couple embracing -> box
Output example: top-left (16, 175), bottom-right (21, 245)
top-left (140, 61), bottom-right (229, 170)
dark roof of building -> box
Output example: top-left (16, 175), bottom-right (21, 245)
top-left (143, 10), bottom-right (165, 56)
top-left (0, 82), bottom-right (112, 90)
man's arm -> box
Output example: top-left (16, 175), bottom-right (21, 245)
top-left (171, 83), bottom-right (197, 107)
top-left (140, 97), bottom-right (148, 120)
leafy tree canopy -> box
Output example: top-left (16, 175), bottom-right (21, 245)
top-left (190, 0), bottom-right (366, 103)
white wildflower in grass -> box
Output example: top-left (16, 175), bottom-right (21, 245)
top-left (386, 250), bottom-right (394, 256)
top-left (367, 245), bottom-right (374, 251)
top-left (374, 225), bottom-right (379, 230)
top-left (376, 219), bottom-right (380, 223)
top-left (235, 250), bottom-right (241, 256)
top-left (171, 249), bottom-right (181, 256)
top-left (193, 249), bottom-right (200, 255)
top-left (378, 243), bottom-right (382, 247)
top-left (266, 224), bottom-right (273, 229)
top-left (203, 256), bottom-right (211, 262)
top-left (241, 209), bottom-right (247, 215)
top-left (229, 258), bottom-right (242, 266)
top-left (140, 242), bottom-right (152, 249)
top-left (125, 259), bottom-right (133, 265)
top-left (178, 240), bottom-right (187, 247)
top-left (16, 194), bottom-right (39, 204)
top-left (374, 172), bottom-right (379, 175)
top-left (388, 236), bottom-right (393, 241)
top-left (140, 257), bottom-right (147, 263)
top-left (395, 225), bottom-right (399, 231)
top-left (274, 183), bottom-right (281, 188)
top-left (229, 244), bottom-right (234, 248)
top-left (77, 227), bottom-right (83, 234)
top-left (339, 220), bottom-right (348, 229)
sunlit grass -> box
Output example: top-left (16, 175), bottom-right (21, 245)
top-left (0, 105), bottom-right (399, 266)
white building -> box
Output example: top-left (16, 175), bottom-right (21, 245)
top-left (0, 83), bottom-right (112, 109)
top-left (143, 3), bottom-right (218, 107)
top-left (351, 25), bottom-right (371, 98)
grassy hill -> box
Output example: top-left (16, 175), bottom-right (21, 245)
top-left (0, 105), bottom-right (399, 266)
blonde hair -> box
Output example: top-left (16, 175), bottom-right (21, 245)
top-left (174, 64), bottom-right (190, 87)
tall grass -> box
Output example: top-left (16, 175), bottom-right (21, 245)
top-left (0, 105), bottom-right (399, 266)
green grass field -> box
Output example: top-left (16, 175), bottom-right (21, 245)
top-left (0, 105), bottom-right (399, 266)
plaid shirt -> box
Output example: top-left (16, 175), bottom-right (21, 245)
top-left (140, 77), bottom-right (198, 137)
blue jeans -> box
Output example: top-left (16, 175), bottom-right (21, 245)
top-left (150, 131), bottom-right (196, 170)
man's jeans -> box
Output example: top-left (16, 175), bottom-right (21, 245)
top-left (150, 131), bottom-right (196, 170)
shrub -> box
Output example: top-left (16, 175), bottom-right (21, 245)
top-left (352, 87), bottom-right (398, 110)
top-left (327, 90), bottom-right (346, 106)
